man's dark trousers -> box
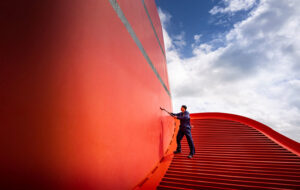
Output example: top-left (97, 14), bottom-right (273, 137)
top-left (176, 128), bottom-right (195, 155)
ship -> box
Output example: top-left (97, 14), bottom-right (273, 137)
top-left (0, 0), bottom-right (299, 189)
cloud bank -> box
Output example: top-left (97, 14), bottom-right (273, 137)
top-left (158, 0), bottom-right (300, 142)
top-left (210, 0), bottom-right (257, 15)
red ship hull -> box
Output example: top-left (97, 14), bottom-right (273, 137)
top-left (0, 0), bottom-right (173, 189)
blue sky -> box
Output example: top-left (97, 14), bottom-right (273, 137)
top-left (156, 0), bottom-right (257, 58)
top-left (155, 0), bottom-right (300, 142)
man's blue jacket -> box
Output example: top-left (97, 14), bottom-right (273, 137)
top-left (171, 111), bottom-right (191, 130)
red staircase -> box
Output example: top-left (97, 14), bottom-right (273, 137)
top-left (157, 118), bottom-right (300, 189)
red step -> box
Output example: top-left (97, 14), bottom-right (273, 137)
top-left (157, 118), bottom-right (300, 189)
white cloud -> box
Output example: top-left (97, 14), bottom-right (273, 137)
top-left (194, 34), bottom-right (202, 43)
top-left (158, 9), bottom-right (186, 53)
top-left (158, 0), bottom-right (300, 142)
top-left (172, 32), bottom-right (186, 48)
top-left (158, 8), bottom-right (171, 26)
top-left (210, 0), bottom-right (257, 15)
top-left (192, 34), bottom-right (202, 48)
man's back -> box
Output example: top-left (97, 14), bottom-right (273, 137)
top-left (172, 111), bottom-right (191, 130)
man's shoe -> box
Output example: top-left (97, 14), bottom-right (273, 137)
top-left (187, 154), bottom-right (193, 159)
top-left (173, 150), bottom-right (181, 154)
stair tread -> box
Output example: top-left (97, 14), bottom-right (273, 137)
top-left (157, 118), bottom-right (300, 189)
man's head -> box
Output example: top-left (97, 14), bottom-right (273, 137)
top-left (181, 105), bottom-right (187, 112)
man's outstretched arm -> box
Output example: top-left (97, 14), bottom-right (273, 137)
top-left (170, 112), bottom-right (180, 117)
top-left (160, 107), bottom-right (176, 117)
top-left (176, 112), bottom-right (190, 120)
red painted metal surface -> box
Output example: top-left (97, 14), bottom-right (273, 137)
top-left (157, 114), bottom-right (300, 189)
top-left (190, 112), bottom-right (300, 156)
top-left (118, 0), bottom-right (169, 89)
top-left (135, 120), bottom-right (180, 190)
top-left (144, 0), bottom-right (166, 54)
top-left (0, 0), bottom-right (173, 189)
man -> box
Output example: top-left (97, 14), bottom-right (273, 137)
top-left (170, 105), bottom-right (195, 159)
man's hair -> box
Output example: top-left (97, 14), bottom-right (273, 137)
top-left (181, 105), bottom-right (187, 110)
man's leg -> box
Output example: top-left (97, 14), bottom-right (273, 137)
top-left (175, 130), bottom-right (185, 152)
top-left (185, 129), bottom-right (195, 156)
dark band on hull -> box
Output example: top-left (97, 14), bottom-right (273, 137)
top-left (109, 0), bottom-right (171, 97)
top-left (141, 0), bottom-right (166, 58)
